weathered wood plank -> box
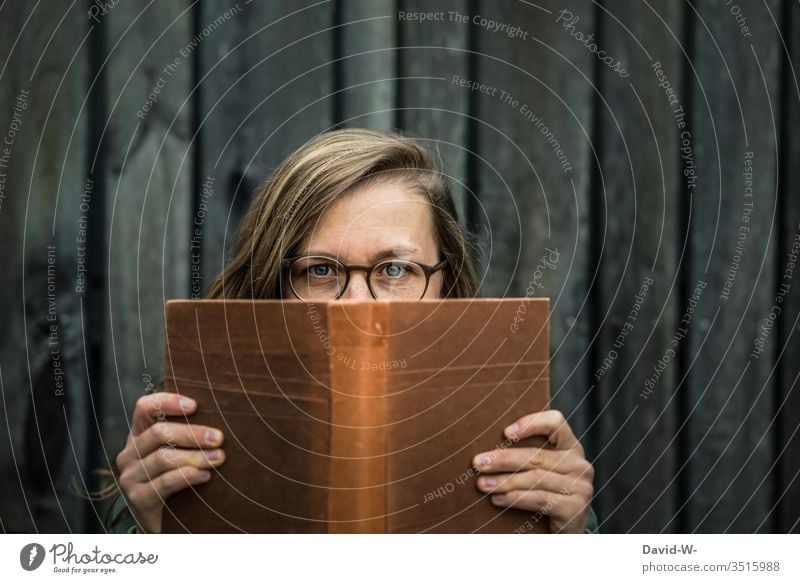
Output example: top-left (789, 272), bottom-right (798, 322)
top-left (339, 0), bottom-right (397, 130)
top-left (101, 1), bottom-right (193, 466)
top-left (472, 0), bottom-right (595, 457)
top-left (776, 0), bottom-right (800, 534)
top-left (686, 0), bottom-right (781, 532)
top-left (193, 0), bottom-right (246, 289)
top-left (593, 1), bottom-right (682, 533)
top-left (0, 2), bottom-right (91, 531)
top-left (197, 0), bottom-right (335, 288)
top-left (399, 0), bottom-right (471, 227)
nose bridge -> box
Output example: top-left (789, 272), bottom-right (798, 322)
top-left (340, 268), bottom-right (372, 299)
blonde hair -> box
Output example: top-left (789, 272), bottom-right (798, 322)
top-left (204, 128), bottom-right (478, 299)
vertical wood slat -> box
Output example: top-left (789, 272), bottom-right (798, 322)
top-left (594, 1), bottom-right (682, 533)
top-left (339, 0), bottom-right (397, 130)
top-left (472, 0), bottom-right (595, 452)
top-left (194, 0), bottom-right (245, 289)
top-left (101, 2), bottom-right (193, 463)
top-left (399, 0), bottom-right (471, 227)
top-left (0, 2), bottom-right (90, 531)
top-left (777, 0), bottom-right (800, 534)
top-left (686, 0), bottom-right (781, 532)
top-left (0, 0), bottom-right (29, 532)
top-left (197, 0), bottom-right (335, 289)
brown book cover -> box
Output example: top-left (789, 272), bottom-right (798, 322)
top-left (161, 298), bottom-right (551, 533)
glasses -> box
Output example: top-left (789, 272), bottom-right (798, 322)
top-left (281, 255), bottom-right (447, 300)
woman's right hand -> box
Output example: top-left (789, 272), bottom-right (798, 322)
top-left (115, 393), bottom-right (226, 533)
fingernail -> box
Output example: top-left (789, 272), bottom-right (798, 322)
top-left (476, 455), bottom-right (492, 469)
top-left (180, 397), bottom-right (195, 411)
top-left (505, 423), bottom-right (519, 436)
top-left (206, 449), bottom-right (223, 461)
top-left (491, 494), bottom-right (506, 505)
top-left (204, 429), bottom-right (222, 445)
top-left (480, 477), bottom-right (496, 489)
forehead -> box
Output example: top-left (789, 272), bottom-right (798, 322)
top-left (297, 180), bottom-right (439, 262)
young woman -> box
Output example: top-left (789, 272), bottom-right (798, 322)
top-left (109, 128), bottom-right (597, 533)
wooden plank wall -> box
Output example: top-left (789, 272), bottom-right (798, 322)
top-left (686, 0), bottom-right (781, 533)
top-left (0, 0), bottom-right (797, 534)
top-left (778, 0), bottom-right (800, 534)
top-left (471, 0), bottom-right (596, 483)
top-left (593, 1), bottom-right (682, 533)
top-left (101, 0), bottom-right (194, 485)
top-left (0, 1), bottom-right (92, 532)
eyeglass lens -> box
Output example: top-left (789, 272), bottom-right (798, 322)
top-left (288, 256), bottom-right (429, 299)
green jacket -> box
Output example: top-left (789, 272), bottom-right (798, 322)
top-left (107, 492), bottom-right (600, 533)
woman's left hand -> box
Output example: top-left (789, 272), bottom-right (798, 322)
top-left (472, 409), bottom-right (594, 533)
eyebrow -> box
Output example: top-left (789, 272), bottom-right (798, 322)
top-left (301, 247), bottom-right (422, 263)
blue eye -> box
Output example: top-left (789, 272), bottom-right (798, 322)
top-left (310, 264), bottom-right (334, 277)
top-left (382, 262), bottom-right (408, 278)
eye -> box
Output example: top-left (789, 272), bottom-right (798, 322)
top-left (309, 263), bottom-right (336, 277)
top-left (385, 263), bottom-right (406, 277)
top-left (290, 258), bottom-right (340, 279)
top-left (378, 261), bottom-right (418, 278)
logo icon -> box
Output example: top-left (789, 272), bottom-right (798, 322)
top-left (20, 543), bottom-right (46, 571)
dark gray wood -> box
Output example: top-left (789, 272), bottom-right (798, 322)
top-left (777, 0), bottom-right (800, 534)
top-left (194, 0), bottom-right (246, 288)
top-left (593, 1), bottom-right (682, 533)
top-left (400, 0), bottom-right (471, 227)
top-left (101, 1), bottom-right (193, 462)
top-left (686, 0), bottom-right (781, 532)
top-left (197, 0), bottom-right (335, 287)
top-left (1, 0), bottom-right (797, 534)
top-left (472, 0), bottom-right (595, 456)
top-left (339, 0), bottom-right (397, 130)
top-left (0, 2), bottom-right (91, 531)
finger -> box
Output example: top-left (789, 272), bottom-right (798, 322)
top-left (476, 468), bottom-right (592, 497)
top-left (133, 422), bottom-right (224, 459)
top-left (473, 445), bottom-right (588, 475)
top-left (131, 393), bottom-right (196, 437)
top-left (490, 488), bottom-right (569, 514)
top-left (127, 465), bottom-right (212, 513)
top-left (492, 490), bottom-right (591, 533)
top-left (125, 446), bottom-right (226, 485)
top-left (504, 410), bottom-right (580, 450)
top-left (118, 422), bottom-right (224, 469)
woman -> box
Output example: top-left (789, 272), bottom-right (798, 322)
top-left (109, 128), bottom-right (597, 533)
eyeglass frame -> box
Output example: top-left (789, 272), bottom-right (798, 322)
top-left (280, 254), bottom-right (448, 300)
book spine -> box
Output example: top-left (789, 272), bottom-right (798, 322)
top-left (326, 301), bottom-right (389, 533)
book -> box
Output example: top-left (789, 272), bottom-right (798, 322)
top-left (161, 298), bottom-right (551, 533)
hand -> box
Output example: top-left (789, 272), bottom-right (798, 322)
top-left (472, 410), bottom-right (594, 533)
top-left (115, 393), bottom-right (226, 533)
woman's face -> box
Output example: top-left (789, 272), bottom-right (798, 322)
top-left (294, 180), bottom-right (443, 300)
